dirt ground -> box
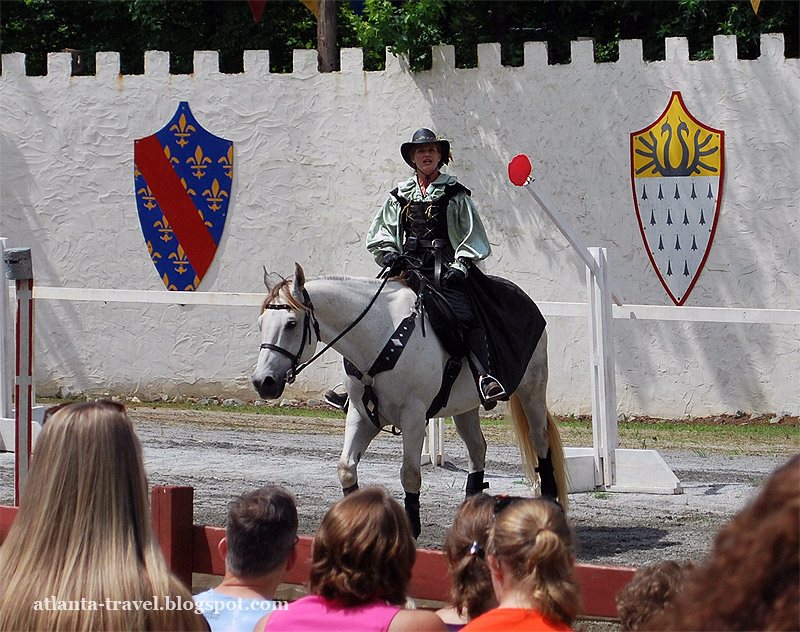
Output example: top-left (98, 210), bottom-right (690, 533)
top-left (1, 406), bottom-right (796, 630)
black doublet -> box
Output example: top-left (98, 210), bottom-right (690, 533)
top-left (391, 182), bottom-right (470, 293)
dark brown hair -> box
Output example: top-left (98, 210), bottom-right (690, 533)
top-left (309, 487), bottom-right (416, 607)
top-left (443, 494), bottom-right (497, 620)
top-left (644, 455), bottom-right (799, 631)
top-left (225, 486), bottom-right (298, 577)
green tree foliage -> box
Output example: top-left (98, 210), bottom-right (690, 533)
top-left (1, 0), bottom-right (797, 75)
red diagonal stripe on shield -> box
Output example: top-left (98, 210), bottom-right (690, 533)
top-left (135, 135), bottom-right (216, 280)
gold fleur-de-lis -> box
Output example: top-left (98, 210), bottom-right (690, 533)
top-left (154, 215), bottom-right (173, 242)
top-left (218, 145), bottom-right (233, 178)
top-left (163, 272), bottom-right (177, 291)
top-left (138, 184), bottom-right (157, 210)
top-left (179, 178), bottom-right (196, 196)
top-left (163, 145), bottom-right (180, 166)
top-left (169, 244), bottom-right (190, 275)
top-left (187, 145), bottom-right (212, 178)
top-left (197, 208), bottom-right (213, 228)
top-left (169, 113), bottom-right (196, 148)
top-left (202, 178), bottom-right (228, 211)
top-left (146, 240), bottom-right (161, 261)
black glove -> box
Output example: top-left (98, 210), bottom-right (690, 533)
top-left (442, 266), bottom-right (466, 288)
top-left (382, 251), bottom-right (399, 268)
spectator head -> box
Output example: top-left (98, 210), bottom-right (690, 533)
top-left (309, 486), bottom-right (416, 607)
top-left (0, 400), bottom-right (205, 631)
top-left (443, 494), bottom-right (497, 620)
top-left (616, 559), bottom-right (698, 631)
top-left (224, 485), bottom-right (299, 577)
top-left (487, 496), bottom-right (582, 627)
top-left (644, 454), bottom-right (799, 631)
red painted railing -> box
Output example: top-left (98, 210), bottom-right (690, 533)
top-left (1, 485), bottom-right (636, 619)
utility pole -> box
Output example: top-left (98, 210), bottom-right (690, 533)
top-left (317, 0), bottom-right (337, 72)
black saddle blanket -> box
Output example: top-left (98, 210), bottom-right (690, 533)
top-left (422, 267), bottom-right (546, 397)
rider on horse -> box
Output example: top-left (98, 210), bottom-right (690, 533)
top-left (366, 128), bottom-right (506, 407)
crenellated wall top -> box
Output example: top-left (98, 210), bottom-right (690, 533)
top-left (0, 34), bottom-right (794, 79)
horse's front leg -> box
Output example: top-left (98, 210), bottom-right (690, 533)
top-left (337, 405), bottom-right (379, 494)
top-left (452, 409), bottom-right (488, 497)
top-left (399, 417), bottom-right (426, 539)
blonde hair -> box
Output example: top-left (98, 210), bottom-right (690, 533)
top-left (309, 486), bottom-right (416, 607)
top-left (0, 400), bottom-right (207, 631)
top-left (488, 498), bottom-right (582, 626)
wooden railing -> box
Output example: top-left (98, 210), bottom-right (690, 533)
top-left (1, 485), bottom-right (636, 620)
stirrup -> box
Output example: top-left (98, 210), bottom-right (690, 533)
top-left (479, 375), bottom-right (506, 403)
top-left (324, 389), bottom-right (349, 410)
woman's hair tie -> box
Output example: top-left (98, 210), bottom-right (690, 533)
top-left (468, 541), bottom-right (484, 558)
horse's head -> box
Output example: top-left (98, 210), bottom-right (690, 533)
top-left (251, 263), bottom-right (319, 400)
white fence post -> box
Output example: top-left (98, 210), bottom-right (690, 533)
top-left (587, 247), bottom-right (618, 487)
top-left (421, 417), bottom-right (449, 467)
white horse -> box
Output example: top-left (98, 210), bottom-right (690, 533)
top-left (251, 263), bottom-right (567, 536)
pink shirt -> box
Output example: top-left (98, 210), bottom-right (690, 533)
top-left (263, 594), bottom-right (401, 632)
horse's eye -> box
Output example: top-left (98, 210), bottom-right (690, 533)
top-left (286, 320), bottom-right (297, 330)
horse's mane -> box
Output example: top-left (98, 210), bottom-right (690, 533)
top-left (261, 274), bottom-right (408, 312)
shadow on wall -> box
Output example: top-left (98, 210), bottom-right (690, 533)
top-left (0, 133), bottom-right (95, 394)
top-left (411, 38), bottom-right (798, 415)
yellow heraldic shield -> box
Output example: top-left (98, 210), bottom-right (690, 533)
top-left (631, 92), bottom-right (724, 305)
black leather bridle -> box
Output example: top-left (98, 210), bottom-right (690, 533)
top-left (259, 289), bottom-right (320, 384)
top-left (258, 276), bottom-right (391, 385)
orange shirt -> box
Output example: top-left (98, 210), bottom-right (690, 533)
top-left (461, 607), bottom-right (573, 632)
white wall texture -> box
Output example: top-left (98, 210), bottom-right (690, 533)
top-left (1, 35), bottom-right (798, 417)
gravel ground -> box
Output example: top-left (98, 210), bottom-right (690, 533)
top-left (1, 407), bottom-right (796, 630)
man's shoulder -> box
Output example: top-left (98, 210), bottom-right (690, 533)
top-left (193, 588), bottom-right (218, 602)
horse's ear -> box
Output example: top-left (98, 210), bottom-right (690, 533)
top-left (293, 263), bottom-right (306, 289)
top-left (263, 267), bottom-right (284, 291)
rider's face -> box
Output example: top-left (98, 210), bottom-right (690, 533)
top-left (412, 143), bottom-right (441, 177)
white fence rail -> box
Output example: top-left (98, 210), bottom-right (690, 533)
top-left (28, 285), bottom-right (800, 325)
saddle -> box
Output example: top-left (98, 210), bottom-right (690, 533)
top-left (414, 268), bottom-right (547, 418)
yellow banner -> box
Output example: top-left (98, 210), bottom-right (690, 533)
top-left (301, 0), bottom-right (319, 17)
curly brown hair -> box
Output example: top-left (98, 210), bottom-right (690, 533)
top-left (615, 560), bottom-right (698, 631)
top-left (643, 455), bottom-right (799, 631)
top-left (443, 494), bottom-right (497, 620)
top-left (308, 487), bottom-right (416, 607)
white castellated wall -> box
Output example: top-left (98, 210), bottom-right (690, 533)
top-left (1, 35), bottom-right (798, 417)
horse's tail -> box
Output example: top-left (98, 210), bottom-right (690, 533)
top-left (546, 409), bottom-right (569, 511)
top-left (509, 393), bottom-right (569, 511)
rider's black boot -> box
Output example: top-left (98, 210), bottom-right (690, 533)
top-left (324, 388), bottom-right (349, 411)
top-left (466, 329), bottom-right (506, 407)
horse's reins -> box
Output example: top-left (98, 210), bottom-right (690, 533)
top-left (260, 275), bottom-right (391, 385)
